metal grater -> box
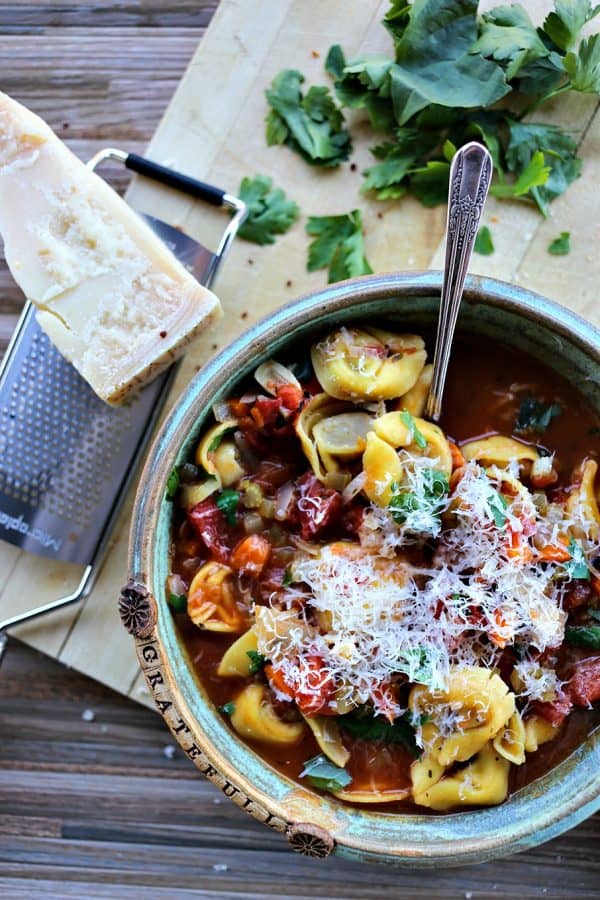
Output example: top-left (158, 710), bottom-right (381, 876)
top-left (0, 148), bottom-right (246, 655)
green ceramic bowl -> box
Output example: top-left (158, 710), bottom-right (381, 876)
top-left (122, 271), bottom-right (600, 866)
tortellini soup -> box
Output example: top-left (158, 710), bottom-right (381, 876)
top-left (168, 326), bottom-right (600, 811)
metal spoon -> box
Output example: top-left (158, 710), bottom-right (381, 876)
top-left (424, 141), bottom-right (493, 422)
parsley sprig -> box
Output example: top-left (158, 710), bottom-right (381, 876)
top-left (237, 175), bottom-right (300, 245)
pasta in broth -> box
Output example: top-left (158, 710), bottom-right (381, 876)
top-left (168, 326), bottom-right (600, 811)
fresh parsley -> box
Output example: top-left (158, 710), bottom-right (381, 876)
top-left (338, 709), bottom-right (421, 756)
top-left (282, 566), bottom-right (294, 587)
top-left (565, 625), bottom-right (600, 649)
top-left (474, 225), bottom-right (495, 255)
top-left (237, 175), bottom-right (300, 245)
top-left (399, 409), bottom-right (427, 449)
top-left (388, 468), bottom-right (449, 526)
top-left (300, 753), bottom-right (352, 792)
top-left (265, 69), bottom-right (352, 167)
top-left (564, 538), bottom-right (590, 580)
top-left (548, 231), bottom-right (571, 255)
top-left (207, 426), bottom-right (237, 454)
top-left (515, 398), bottom-right (562, 433)
top-left (306, 210), bottom-right (373, 283)
top-left (215, 489), bottom-right (240, 526)
top-left (166, 468), bottom-right (179, 500)
top-left (544, 1), bottom-right (600, 53)
top-left (219, 701), bottom-right (236, 716)
top-left (489, 488), bottom-right (509, 528)
top-left (246, 650), bottom-right (267, 675)
top-left (168, 592), bottom-right (187, 614)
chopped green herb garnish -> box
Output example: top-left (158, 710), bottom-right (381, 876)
top-left (489, 489), bottom-right (509, 528)
top-left (237, 174), bottom-right (300, 245)
top-left (548, 231), bottom-right (571, 255)
top-left (565, 625), bottom-right (600, 649)
top-left (474, 225), bottom-right (495, 256)
top-left (300, 753), bottom-right (352, 792)
top-left (338, 710), bottom-right (421, 756)
top-left (388, 468), bottom-right (449, 527)
top-left (515, 398), bottom-right (562, 433)
top-left (207, 426), bottom-right (237, 454)
top-left (219, 701), bottom-right (236, 716)
top-left (166, 468), bottom-right (179, 500)
top-left (246, 650), bottom-right (267, 675)
top-left (564, 538), bottom-right (590, 580)
top-left (168, 593), bottom-right (187, 614)
top-left (282, 566), bottom-right (294, 587)
top-left (265, 69), bottom-right (352, 167)
top-left (399, 409), bottom-right (427, 449)
top-left (306, 210), bottom-right (372, 283)
top-left (216, 489), bottom-right (240, 526)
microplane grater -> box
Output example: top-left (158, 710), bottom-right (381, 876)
top-left (0, 148), bottom-right (246, 655)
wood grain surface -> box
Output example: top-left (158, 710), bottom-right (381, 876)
top-left (0, 1), bottom-right (599, 895)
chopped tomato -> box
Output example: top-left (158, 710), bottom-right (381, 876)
top-left (506, 527), bottom-right (533, 565)
top-left (276, 383), bottom-right (304, 412)
top-left (253, 459), bottom-right (297, 493)
top-left (252, 396), bottom-right (285, 429)
top-left (230, 534), bottom-right (271, 577)
top-left (537, 541), bottom-right (571, 564)
top-left (342, 504), bottom-right (365, 536)
top-left (531, 691), bottom-right (573, 727)
top-left (187, 498), bottom-right (231, 564)
top-left (567, 656), bottom-right (600, 707)
top-left (372, 681), bottom-right (400, 723)
top-left (449, 440), bottom-right (466, 471)
top-left (564, 580), bottom-right (593, 611)
top-left (292, 473), bottom-right (343, 540)
top-left (293, 654), bottom-right (335, 717)
top-left (264, 663), bottom-right (295, 700)
top-left (228, 398), bottom-right (250, 419)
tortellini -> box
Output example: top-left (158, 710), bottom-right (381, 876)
top-left (187, 562), bottom-right (248, 633)
top-left (195, 420), bottom-right (237, 476)
top-left (303, 715), bottom-right (350, 767)
top-left (492, 709), bottom-right (526, 765)
top-left (461, 435), bottom-right (539, 466)
top-left (193, 419), bottom-right (244, 491)
top-left (217, 628), bottom-right (259, 677)
top-left (295, 393), bottom-right (355, 487)
top-left (230, 684), bottom-right (304, 745)
top-left (311, 327), bottom-right (426, 401)
top-left (523, 714), bottom-right (560, 753)
top-left (412, 742), bottom-right (510, 811)
top-left (373, 413), bottom-right (452, 477)
top-left (362, 431), bottom-right (403, 506)
top-left (409, 666), bottom-right (515, 766)
top-left (567, 458), bottom-right (600, 539)
top-left (397, 364), bottom-right (433, 417)
top-left (333, 786), bottom-right (411, 804)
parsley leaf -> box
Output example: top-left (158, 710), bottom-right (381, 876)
top-left (338, 710), bottom-right (420, 756)
top-left (265, 69), bottom-right (351, 167)
top-left (474, 225), bottom-right (495, 255)
top-left (300, 754), bottom-right (352, 792)
top-left (246, 650), bottom-right (267, 675)
top-left (388, 0), bottom-right (510, 125)
top-left (220, 701), bottom-right (236, 716)
top-left (215, 489), bottom-right (240, 526)
top-left (564, 538), bottom-right (590, 580)
top-left (168, 592), bottom-right (187, 614)
top-left (548, 231), bottom-right (571, 255)
top-left (362, 143), bottom-right (417, 200)
top-left (396, 647), bottom-right (445, 691)
top-left (306, 210), bottom-right (372, 283)
top-left (515, 397), bottom-right (562, 433)
top-left (237, 175), bottom-right (299, 245)
top-left (389, 468), bottom-right (449, 526)
top-left (545, 1), bottom-right (600, 53)
top-left (208, 426), bottom-right (237, 453)
top-left (473, 5), bottom-right (549, 81)
top-left (564, 32), bottom-right (600, 92)
top-left (488, 489), bottom-right (509, 528)
top-left (282, 566), bottom-right (294, 587)
top-left (399, 409), bottom-right (427, 449)
top-left (409, 160), bottom-right (451, 207)
top-left (491, 150), bottom-right (551, 201)
top-left (166, 468), bottom-right (180, 500)
top-left (565, 625), bottom-right (600, 649)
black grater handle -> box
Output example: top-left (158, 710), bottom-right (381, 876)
top-left (124, 153), bottom-right (226, 206)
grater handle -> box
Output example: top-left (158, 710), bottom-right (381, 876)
top-left (124, 153), bottom-right (226, 206)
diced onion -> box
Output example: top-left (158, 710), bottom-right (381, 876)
top-left (255, 360), bottom-right (301, 396)
top-left (275, 482), bottom-right (295, 521)
top-left (243, 511), bottom-right (264, 535)
top-left (342, 471), bottom-right (366, 503)
top-left (212, 400), bottom-right (232, 423)
top-left (239, 392), bottom-right (258, 404)
top-left (167, 573), bottom-right (187, 596)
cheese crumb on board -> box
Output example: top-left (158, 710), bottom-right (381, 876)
top-left (0, 92), bottom-right (222, 404)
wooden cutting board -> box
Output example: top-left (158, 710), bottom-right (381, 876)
top-left (2, 0), bottom-right (599, 709)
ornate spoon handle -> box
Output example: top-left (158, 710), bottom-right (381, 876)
top-left (424, 141), bottom-right (492, 422)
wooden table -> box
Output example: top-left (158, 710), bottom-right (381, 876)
top-left (0, 3), bottom-right (598, 897)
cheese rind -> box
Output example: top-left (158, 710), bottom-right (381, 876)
top-left (0, 92), bottom-right (222, 404)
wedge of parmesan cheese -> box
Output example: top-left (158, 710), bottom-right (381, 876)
top-left (0, 92), bottom-right (222, 404)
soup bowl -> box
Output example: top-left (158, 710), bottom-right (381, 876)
top-left (120, 271), bottom-right (600, 867)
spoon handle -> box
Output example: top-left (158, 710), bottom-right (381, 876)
top-left (424, 142), bottom-right (493, 422)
